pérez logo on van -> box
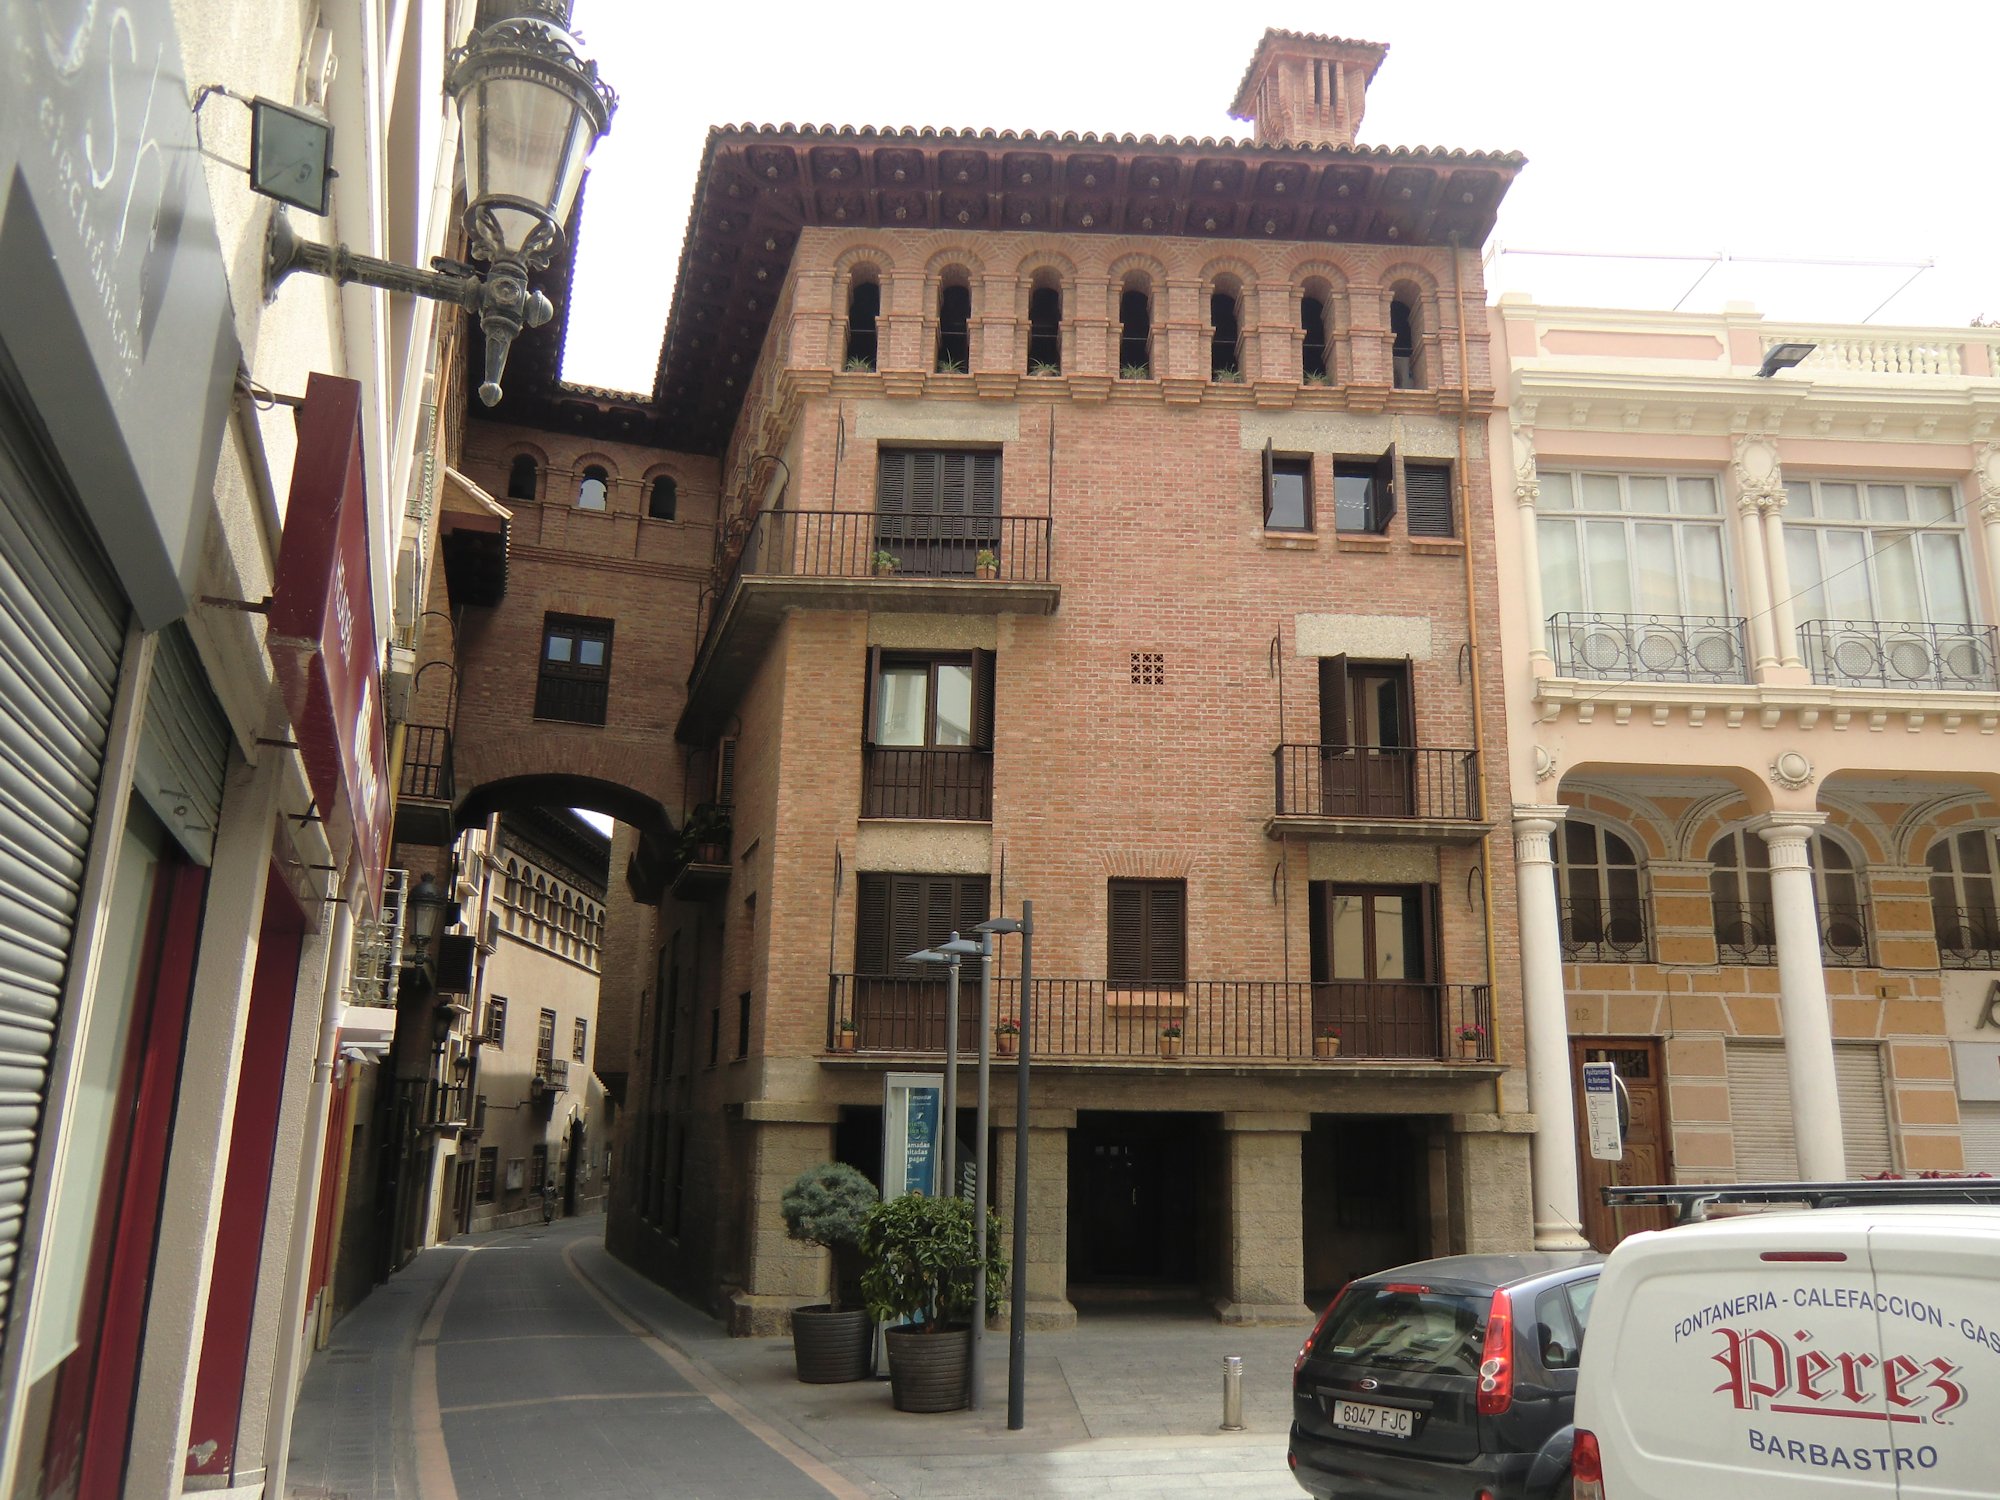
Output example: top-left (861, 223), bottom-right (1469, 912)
top-left (1669, 1284), bottom-right (2000, 1474)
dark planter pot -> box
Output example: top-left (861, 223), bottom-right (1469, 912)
top-left (790, 1305), bottom-right (873, 1384)
top-left (884, 1324), bottom-right (970, 1412)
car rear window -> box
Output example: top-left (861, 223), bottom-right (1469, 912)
top-left (1317, 1286), bottom-right (1485, 1375)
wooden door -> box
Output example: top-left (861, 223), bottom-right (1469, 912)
top-left (1571, 1038), bottom-right (1673, 1250)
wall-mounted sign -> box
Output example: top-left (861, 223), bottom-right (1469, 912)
top-left (1582, 1061), bottom-right (1624, 1162)
top-left (1953, 1042), bottom-right (2000, 1102)
top-left (269, 374), bottom-right (390, 910)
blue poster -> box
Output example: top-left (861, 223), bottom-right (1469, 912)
top-left (883, 1072), bottom-right (945, 1198)
top-left (905, 1086), bottom-right (939, 1195)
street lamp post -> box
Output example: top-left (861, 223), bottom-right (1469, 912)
top-left (978, 903), bottom-right (1032, 1430)
top-left (938, 935), bottom-right (990, 1408)
top-left (904, 938), bottom-right (964, 1195)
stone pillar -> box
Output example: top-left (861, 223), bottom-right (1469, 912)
top-left (726, 1106), bottom-right (838, 1336)
top-left (1761, 497), bottom-right (1805, 668)
top-left (995, 1108), bottom-right (1076, 1328)
top-left (1513, 807), bottom-right (1590, 1249)
top-left (1215, 1112), bottom-right (1310, 1324)
top-left (1736, 494), bottom-right (1777, 669)
top-left (1511, 424), bottom-right (1551, 671)
top-left (1976, 446), bottom-right (2000, 628)
top-left (1754, 814), bottom-right (1847, 1180)
top-left (1450, 1114), bottom-right (1536, 1252)
top-left (1732, 435), bottom-right (1785, 672)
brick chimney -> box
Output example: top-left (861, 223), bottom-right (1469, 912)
top-left (1227, 28), bottom-right (1389, 148)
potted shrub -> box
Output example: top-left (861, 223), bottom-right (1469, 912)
top-left (781, 1163), bottom-right (879, 1383)
top-left (861, 1192), bottom-right (1007, 1413)
top-left (1313, 1025), bottom-right (1342, 1059)
top-left (993, 1017), bottom-right (1019, 1058)
top-left (833, 1017), bottom-right (858, 1052)
top-left (1027, 359), bottom-right (1061, 378)
top-left (675, 802), bottom-right (731, 867)
top-left (870, 549), bottom-right (900, 577)
top-left (1158, 1022), bottom-right (1183, 1059)
top-left (1455, 1022), bottom-right (1488, 1058)
top-left (974, 548), bottom-right (999, 581)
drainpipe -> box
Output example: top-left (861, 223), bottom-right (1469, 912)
top-left (1450, 237), bottom-right (1503, 1114)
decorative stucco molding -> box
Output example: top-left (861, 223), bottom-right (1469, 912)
top-left (1731, 433), bottom-right (1785, 510)
top-left (1512, 423), bottom-right (1539, 507)
top-left (1768, 749), bottom-right (1815, 790)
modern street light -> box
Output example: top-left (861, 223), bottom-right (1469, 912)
top-left (937, 934), bottom-right (990, 1409)
top-left (904, 937), bottom-right (965, 1195)
top-left (978, 902), bottom-right (1032, 1431)
top-left (1755, 341), bottom-right (1818, 377)
top-left (263, 0), bottom-right (617, 405)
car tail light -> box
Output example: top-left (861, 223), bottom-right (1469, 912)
top-left (1760, 1251), bottom-right (1847, 1263)
top-left (1476, 1287), bottom-right (1514, 1415)
top-left (1294, 1281), bottom-right (1350, 1375)
top-left (1378, 1282), bottom-right (1432, 1294)
top-left (1572, 1428), bottom-right (1605, 1499)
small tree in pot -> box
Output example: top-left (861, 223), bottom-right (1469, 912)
top-left (780, 1163), bottom-right (878, 1382)
top-left (860, 1192), bottom-right (1008, 1412)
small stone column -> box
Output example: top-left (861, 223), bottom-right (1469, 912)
top-left (1976, 446), bottom-right (2000, 630)
top-left (1513, 807), bottom-right (1590, 1249)
top-left (1761, 497), bottom-right (1805, 668)
top-left (1755, 814), bottom-right (1847, 1180)
top-left (996, 1109), bottom-right (1077, 1328)
top-left (1511, 424), bottom-right (1551, 671)
top-left (1735, 494), bottom-right (1777, 670)
top-left (1731, 436), bottom-right (1785, 672)
top-left (1215, 1112), bottom-right (1310, 1324)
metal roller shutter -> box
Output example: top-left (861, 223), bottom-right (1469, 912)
top-left (1725, 1041), bottom-right (1897, 1179)
top-left (1959, 1100), bottom-right (2000, 1176)
top-left (0, 409), bottom-right (127, 1352)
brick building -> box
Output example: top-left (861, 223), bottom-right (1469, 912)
top-left (449, 29), bottom-right (1537, 1331)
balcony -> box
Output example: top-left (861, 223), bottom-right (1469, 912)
top-left (862, 747), bottom-right (992, 821)
top-left (825, 974), bottom-right (1494, 1065)
top-left (680, 510), bottom-right (1060, 740)
top-left (1546, 612), bottom-right (1751, 685)
top-left (1559, 898), bottom-right (1648, 962)
top-left (392, 724), bottom-right (457, 846)
top-left (1798, 619), bottom-right (1999, 693)
top-left (1713, 901), bottom-right (1870, 967)
top-left (669, 803), bottom-right (733, 901)
top-left (1936, 908), bottom-right (2000, 970)
top-left (423, 1079), bottom-right (470, 1134)
top-left (1269, 745), bottom-right (1483, 843)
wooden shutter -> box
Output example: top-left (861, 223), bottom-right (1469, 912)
top-left (1261, 437), bottom-right (1275, 519)
top-left (1405, 462), bottom-right (1454, 538)
top-left (714, 736), bottom-right (737, 805)
top-left (861, 646), bottom-right (882, 746)
top-left (970, 451), bottom-right (1000, 517)
top-left (1319, 655), bottom-right (1350, 748)
top-left (1108, 881), bottom-right (1145, 987)
top-left (908, 452), bottom-right (941, 511)
top-left (970, 650), bottom-right (996, 749)
top-left (1371, 444), bottom-right (1397, 532)
top-left (854, 873), bottom-right (888, 973)
top-left (938, 454), bottom-right (970, 525)
top-left (1395, 657), bottom-right (1416, 747)
top-left (876, 451), bottom-right (910, 543)
top-left (1416, 882), bottom-right (1440, 982)
top-left (891, 876), bottom-right (929, 969)
top-left (954, 876), bottom-right (991, 939)
top-left (1148, 881), bottom-right (1186, 985)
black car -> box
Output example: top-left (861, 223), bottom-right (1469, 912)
top-left (1289, 1251), bottom-right (1602, 1500)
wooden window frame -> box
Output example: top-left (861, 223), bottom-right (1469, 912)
top-left (854, 872), bottom-right (991, 975)
top-left (475, 1147), bottom-right (497, 1203)
top-left (535, 613), bottom-right (613, 726)
top-left (1262, 441), bottom-right (1314, 532)
top-left (1107, 878), bottom-right (1187, 991)
top-left (1404, 460), bottom-right (1455, 538)
top-left (572, 1017), bottom-right (588, 1062)
top-left (1334, 446), bottom-right (1398, 535)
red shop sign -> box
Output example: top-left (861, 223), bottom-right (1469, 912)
top-left (268, 373), bottom-right (390, 910)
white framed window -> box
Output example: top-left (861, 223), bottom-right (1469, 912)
top-left (1537, 470), bottom-right (1731, 621)
top-left (1781, 479), bottom-right (1969, 626)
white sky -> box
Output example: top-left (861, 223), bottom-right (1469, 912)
top-left (559, 0), bottom-right (1998, 395)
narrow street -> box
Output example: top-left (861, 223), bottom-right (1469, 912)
top-left (285, 1218), bottom-right (1308, 1499)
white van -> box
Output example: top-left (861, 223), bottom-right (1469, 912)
top-left (1572, 1185), bottom-right (2000, 1499)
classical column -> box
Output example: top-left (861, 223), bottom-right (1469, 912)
top-left (1513, 807), bottom-right (1590, 1249)
top-left (1215, 1112), bottom-right (1311, 1324)
top-left (1732, 436), bottom-right (1785, 672)
top-left (1761, 498), bottom-right (1804, 668)
top-left (1755, 815), bottom-right (1847, 1180)
top-left (1513, 422), bottom-right (1552, 671)
top-left (1976, 445), bottom-right (2000, 633)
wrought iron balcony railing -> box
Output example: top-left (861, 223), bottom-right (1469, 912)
top-left (423, 1079), bottom-right (469, 1130)
top-left (1547, 612), bottom-right (1751, 684)
top-left (1559, 898), bottom-right (1649, 962)
top-left (399, 724), bottom-right (456, 802)
top-left (1936, 907), bottom-right (2000, 969)
top-left (861, 747), bottom-right (993, 821)
top-left (1273, 744), bottom-right (1479, 823)
top-left (1797, 619), bottom-right (2000, 692)
top-left (825, 974), bottom-right (1494, 1063)
top-left (1713, 900), bottom-right (1870, 967)
top-left (732, 509), bottom-right (1052, 585)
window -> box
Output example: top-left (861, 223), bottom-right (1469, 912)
top-left (1709, 829), bottom-right (1867, 966)
top-left (874, 449), bottom-right (999, 577)
top-left (1308, 882), bottom-right (1441, 1057)
top-left (1556, 819), bottom-right (1647, 960)
top-left (536, 1008), bottom-right (557, 1072)
top-left (1390, 288), bottom-right (1423, 389)
top-left (855, 873), bottom-right (990, 975)
top-left (862, 649), bottom-right (993, 819)
top-left (506, 454), bottom-right (538, 500)
top-left (1108, 879), bottom-right (1186, 990)
top-left (1262, 444), bottom-right (1312, 531)
top-left (1317, 656), bottom-right (1415, 818)
top-left (577, 464), bottom-right (609, 510)
top-left (475, 1147), bottom-right (497, 1203)
top-left (530, 1142), bottom-right (548, 1194)
top-left (572, 1017), bottom-right (588, 1062)
top-left (1300, 293), bottom-right (1330, 381)
top-left (535, 614), bottom-right (612, 725)
top-left (1535, 1286), bottom-right (1585, 1371)
top-left (1117, 282), bottom-right (1151, 377)
top-left (1404, 462), bottom-right (1454, 538)
top-left (1784, 479), bottom-right (1968, 628)
top-left (647, 476), bottom-right (677, 520)
top-left (485, 996), bottom-right (508, 1046)
top-left (1026, 281), bottom-right (1062, 372)
top-left (935, 279), bottom-right (971, 372)
top-left (1927, 828), bottom-right (2000, 967)
top-left (1210, 286), bottom-right (1241, 380)
top-left (844, 276), bottom-right (880, 369)
top-left (1334, 448), bottom-right (1397, 535)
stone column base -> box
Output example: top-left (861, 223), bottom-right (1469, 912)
top-left (1213, 1297), bottom-right (1312, 1326)
top-left (727, 1290), bottom-right (813, 1338)
top-left (1020, 1297), bottom-right (1078, 1330)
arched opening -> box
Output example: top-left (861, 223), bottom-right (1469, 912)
top-left (506, 453), bottom-right (539, 501)
top-left (1390, 287), bottom-right (1424, 390)
top-left (577, 465), bottom-right (609, 511)
top-left (1118, 280), bottom-right (1152, 378)
top-left (934, 276), bottom-right (971, 373)
top-left (647, 476), bottom-right (677, 521)
top-left (455, 773), bottom-right (679, 907)
top-left (1300, 284), bottom-right (1331, 383)
top-left (1555, 819), bottom-right (1647, 960)
top-left (1709, 828), bottom-right (1868, 966)
top-left (844, 275), bottom-right (880, 371)
top-left (1026, 279), bottom-right (1062, 373)
top-left (1209, 284), bottom-right (1242, 382)
top-left (1927, 826), bottom-right (2000, 966)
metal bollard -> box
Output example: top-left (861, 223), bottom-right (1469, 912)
top-left (1220, 1354), bottom-right (1245, 1431)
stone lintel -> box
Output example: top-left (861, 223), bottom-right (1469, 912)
top-left (1450, 1111), bottom-right (1538, 1135)
top-left (740, 1100), bottom-right (845, 1124)
top-left (1221, 1110), bottom-right (1311, 1134)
